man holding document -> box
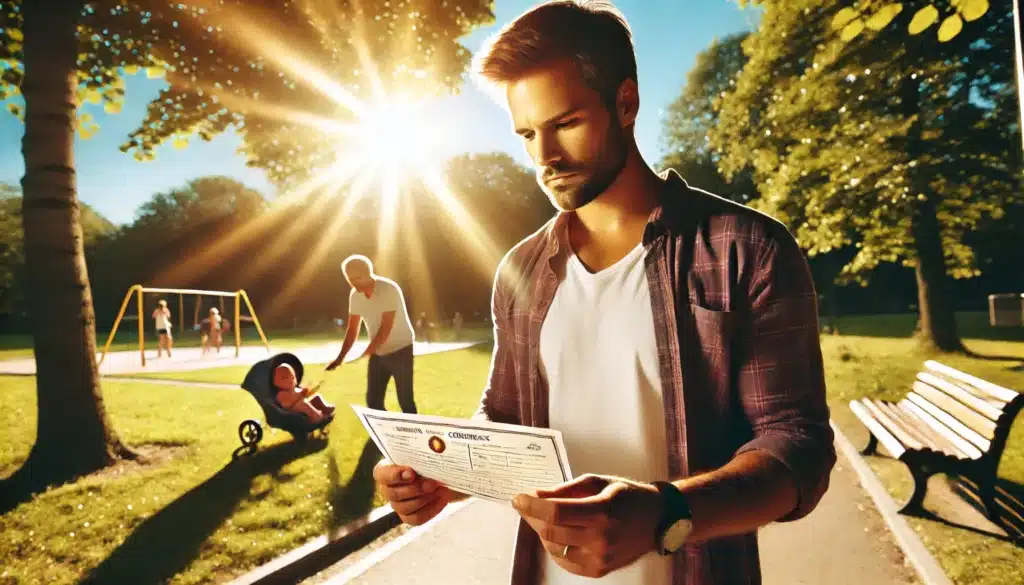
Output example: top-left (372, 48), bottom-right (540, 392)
top-left (368, 2), bottom-right (836, 584)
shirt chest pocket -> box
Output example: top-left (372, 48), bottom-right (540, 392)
top-left (688, 303), bottom-right (741, 360)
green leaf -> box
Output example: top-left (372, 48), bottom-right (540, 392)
top-left (832, 7), bottom-right (861, 30)
top-left (103, 101), bottom-right (123, 114)
top-left (172, 137), bottom-right (189, 149)
top-left (937, 14), bottom-right (963, 42)
top-left (841, 19), bottom-right (866, 41)
top-left (7, 28), bottom-right (22, 42)
top-left (908, 5), bottom-right (939, 35)
top-left (960, 0), bottom-right (989, 22)
top-left (866, 4), bottom-right (904, 31)
top-left (145, 67), bottom-right (166, 79)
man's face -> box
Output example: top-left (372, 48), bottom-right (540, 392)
top-left (506, 59), bottom-right (629, 212)
top-left (345, 263), bottom-right (374, 294)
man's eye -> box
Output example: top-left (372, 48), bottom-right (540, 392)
top-left (555, 119), bottom-right (576, 130)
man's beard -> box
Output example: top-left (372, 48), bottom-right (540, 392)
top-left (541, 126), bottom-right (629, 212)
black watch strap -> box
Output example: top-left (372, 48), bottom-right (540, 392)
top-left (653, 481), bottom-right (692, 526)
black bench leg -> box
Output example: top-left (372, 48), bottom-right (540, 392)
top-left (899, 464), bottom-right (932, 516)
top-left (860, 433), bottom-right (878, 456)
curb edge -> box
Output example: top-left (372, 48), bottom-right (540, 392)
top-left (830, 419), bottom-right (953, 585)
top-left (225, 504), bottom-right (400, 585)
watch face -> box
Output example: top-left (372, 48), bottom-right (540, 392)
top-left (661, 518), bottom-right (693, 553)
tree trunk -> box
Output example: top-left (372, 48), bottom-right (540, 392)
top-left (18, 0), bottom-right (135, 489)
top-left (911, 196), bottom-right (963, 352)
top-left (900, 72), bottom-right (964, 353)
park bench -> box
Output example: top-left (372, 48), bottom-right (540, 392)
top-left (849, 360), bottom-right (1023, 521)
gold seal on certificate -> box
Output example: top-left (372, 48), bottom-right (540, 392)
top-left (428, 435), bottom-right (446, 454)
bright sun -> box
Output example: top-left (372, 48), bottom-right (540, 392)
top-left (342, 96), bottom-right (444, 177)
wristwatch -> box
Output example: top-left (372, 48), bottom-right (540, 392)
top-left (652, 481), bottom-right (694, 556)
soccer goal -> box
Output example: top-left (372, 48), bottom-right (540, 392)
top-left (99, 285), bottom-right (270, 367)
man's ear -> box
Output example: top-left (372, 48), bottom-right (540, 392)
top-left (616, 78), bottom-right (639, 128)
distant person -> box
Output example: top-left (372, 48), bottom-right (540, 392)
top-left (201, 307), bottom-right (223, 354)
top-left (415, 312), bottom-right (427, 342)
top-left (152, 299), bottom-right (173, 358)
top-left (326, 255), bottom-right (418, 414)
top-left (452, 311), bottom-right (464, 341)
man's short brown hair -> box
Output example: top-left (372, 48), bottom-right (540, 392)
top-left (472, 1), bottom-right (637, 106)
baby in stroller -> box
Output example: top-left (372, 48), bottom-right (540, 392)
top-left (273, 362), bottom-right (336, 423)
top-left (238, 353), bottom-right (336, 451)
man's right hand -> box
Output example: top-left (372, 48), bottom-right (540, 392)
top-left (325, 358), bottom-right (342, 371)
top-left (374, 462), bottom-right (452, 526)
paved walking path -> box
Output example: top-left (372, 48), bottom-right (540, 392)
top-left (321, 443), bottom-right (921, 585)
top-left (0, 340), bottom-right (481, 377)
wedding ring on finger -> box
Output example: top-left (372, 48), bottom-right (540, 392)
top-left (561, 544), bottom-right (571, 558)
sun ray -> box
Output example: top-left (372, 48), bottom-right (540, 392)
top-left (265, 168), bottom-right (379, 316)
top-left (373, 174), bottom-right (402, 275)
top-left (229, 156), bottom-right (368, 285)
top-left (160, 153), bottom-right (365, 285)
top-left (345, 0), bottom-right (390, 102)
top-left (413, 161), bottom-right (510, 278)
top-left (187, 0), bottom-right (369, 118)
top-left (399, 194), bottom-right (441, 325)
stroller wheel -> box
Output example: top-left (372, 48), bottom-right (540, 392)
top-left (239, 419), bottom-right (263, 447)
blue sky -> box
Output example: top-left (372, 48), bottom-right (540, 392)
top-left (0, 0), bottom-right (759, 225)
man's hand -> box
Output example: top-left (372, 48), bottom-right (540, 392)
top-left (374, 462), bottom-right (454, 526)
top-left (325, 358), bottom-right (343, 372)
top-left (512, 474), bottom-right (664, 579)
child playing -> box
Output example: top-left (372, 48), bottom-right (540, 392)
top-left (273, 363), bottom-right (336, 423)
top-left (201, 307), bottom-right (224, 354)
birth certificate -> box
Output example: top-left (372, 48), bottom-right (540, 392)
top-left (352, 405), bottom-right (574, 504)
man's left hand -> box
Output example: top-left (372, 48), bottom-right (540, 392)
top-left (512, 474), bottom-right (664, 579)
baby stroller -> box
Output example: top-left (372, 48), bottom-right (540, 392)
top-left (237, 352), bottom-right (335, 450)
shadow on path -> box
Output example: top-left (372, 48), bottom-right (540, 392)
top-left (327, 438), bottom-right (382, 529)
top-left (81, 438), bottom-right (328, 585)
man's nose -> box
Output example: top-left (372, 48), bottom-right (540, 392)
top-left (533, 133), bottom-right (562, 169)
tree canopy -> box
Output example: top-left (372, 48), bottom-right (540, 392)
top-left (712, 0), bottom-right (1021, 284)
top-left (659, 32), bottom-right (755, 201)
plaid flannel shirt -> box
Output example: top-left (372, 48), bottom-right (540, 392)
top-left (475, 169), bottom-right (836, 585)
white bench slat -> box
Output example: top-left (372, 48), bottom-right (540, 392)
top-left (850, 399), bottom-right (909, 458)
top-left (898, 399), bottom-right (983, 460)
top-left (911, 381), bottom-right (998, 439)
top-left (917, 371), bottom-right (1004, 421)
top-left (925, 360), bottom-right (1019, 403)
top-left (906, 392), bottom-right (991, 453)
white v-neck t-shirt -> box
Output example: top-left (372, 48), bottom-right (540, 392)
top-left (537, 243), bottom-right (671, 585)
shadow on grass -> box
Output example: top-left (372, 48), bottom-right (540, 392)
top-left (946, 476), bottom-right (1024, 545)
top-left (963, 347), bottom-right (1024, 366)
top-left (327, 438), bottom-right (382, 529)
top-left (80, 438), bottom-right (328, 585)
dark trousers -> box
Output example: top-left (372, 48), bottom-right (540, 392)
top-left (366, 344), bottom-right (416, 414)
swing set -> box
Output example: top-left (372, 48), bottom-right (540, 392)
top-left (99, 285), bottom-right (270, 367)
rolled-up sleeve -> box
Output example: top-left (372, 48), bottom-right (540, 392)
top-left (734, 227), bottom-right (836, 522)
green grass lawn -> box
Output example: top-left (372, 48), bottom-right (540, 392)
top-left (0, 346), bottom-right (493, 585)
top-left (820, 317), bottom-right (1024, 585)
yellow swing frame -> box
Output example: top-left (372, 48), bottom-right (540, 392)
top-left (99, 285), bottom-right (270, 367)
